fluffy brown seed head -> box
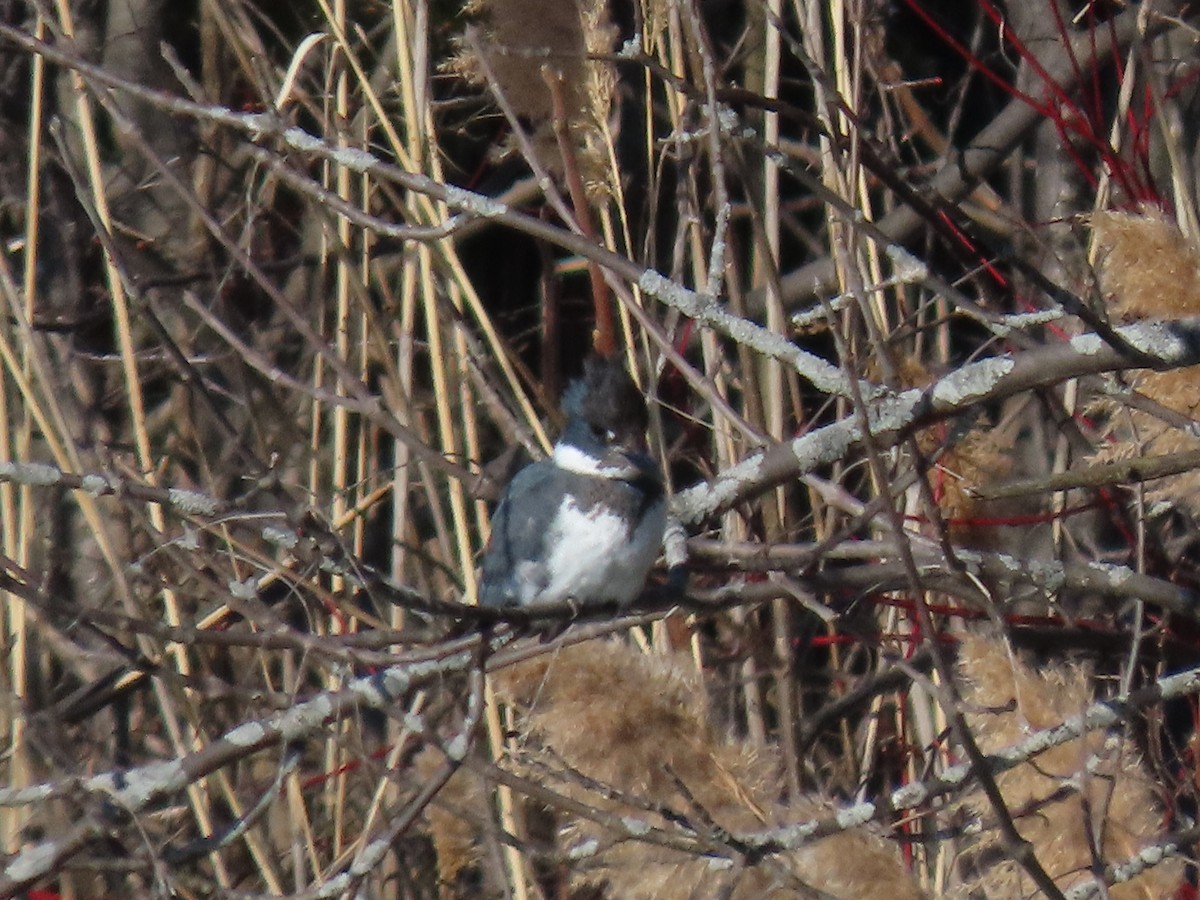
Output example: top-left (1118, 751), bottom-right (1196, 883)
top-left (1088, 210), bottom-right (1200, 515)
top-left (493, 641), bottom-right (926, 900)
top-left (451, 0), bottom-right (616, 198)
top-left (1090, 208), bottom-right (1200, 320)
top-left (952, 635), bottom-right (1184, 899)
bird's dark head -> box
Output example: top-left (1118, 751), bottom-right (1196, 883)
top-left (559, 355), bottom-right (651, 464)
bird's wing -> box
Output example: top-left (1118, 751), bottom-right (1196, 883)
top-left (478, 461), bottom-right (560, 606)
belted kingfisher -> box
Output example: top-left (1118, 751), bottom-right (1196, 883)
top-left (479, 355), bottom-right (667, 608)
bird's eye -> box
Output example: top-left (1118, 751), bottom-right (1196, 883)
top-left (591, 424), bottom-right (616, 443)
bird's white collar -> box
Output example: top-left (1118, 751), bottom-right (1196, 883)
top-left (552, 442), bottom-right (640, 479)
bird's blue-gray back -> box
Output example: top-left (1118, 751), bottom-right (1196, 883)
top-left (479, 460), bottom-right (558, 607)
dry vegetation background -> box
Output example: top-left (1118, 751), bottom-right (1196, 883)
top-left (4, 0), bottom-right (1200, 897)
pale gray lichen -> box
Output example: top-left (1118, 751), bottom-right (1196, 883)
top-left (279, 692), bottom-right (335, 742)
top-left (443, 184), bottom-right (507, 218)
top-left (673, 450), bottom-right (766, 524)
top-left (242, 112), bottom-right (270, 140)
top-left (311, 874), bottom-right (351, 898)
top-left (866, 388), bottom-right (922, 433)
top-left (167, 487), bottom-right (220, 517)
top-left (1087, 561), bottom-right (1132, 587)
top-left (993, 552), bottom-right (1022, 573)
top-left (1138, 845), bottom-right (1167, 866)
top-left (1157, 668), bottom-right (1200, 696)
top-left (1070, 332), bottom-right (1104, 355)
top-left (0, 783), bottom-right (53, 806)
top-left (281, 125), bottom-right (323, 153)
top-left (886, 244), bottom-right (928, 283)
top-left (617, 33), bottom-right (642, 57)
top-left (891, 781), bottom-right (929, 809)
top-left (227, 577), bottom-right (259, 600)
top-left (940, 761), bottom-right (972, 785)
top-left (675, 411), bottom-right (880, 524)
top-left (791, 294), bottom-right (850, 327)
top-left (1026, 559), bottom-right (1067, 594)
top-left (79, 473), bottom-right (113, 495)
top-left (567, 839), bottom-right (600, 860)
top-left (639, 267), bottom-right (875, 399)
top-left (1003, 308), bottom-right (1065, 327)
top-left (931, 356), bottom-right (1014, 407)
top-left (1064, 844), bottom-right (1174, 900)
top-left (621, 816), bottom-right (651, 836)
top-left (349, 837), bottom-right (390, 874)
top-left (748, 819), bottom-right (818, 849)
top-left (0, 460), bottom-right (62, 486)
top-left (318, 558), bottom-right (346, 575)
top-left (261, 525), bottom-right (298, 549)
top-left (350, 675), bottom-right (386, 708)
top-left (401, 712), bottom-right (427, 735)
top-left (175, 527), bottom-right (200, 551)
top-left (789, 421), bottom-right (856, 472)
top-left (376, 666), bottom-right (412, 699)
top-left (334, 147), bottom-right (377, 173)
top-left (716, 105), bottom-right (739, 135)
top-left (833, 801), bottom-right (876, 829)
top-left (86, 759), bottom-right (187, 809)
top-left (1118, 320), bottom-right (1188, 362)
top-left (225, 721), bottom-right (267, 747)
top-left (662, 516), bottom-right (688, 568)
top-left (5, 841), bottom-right (59, 882)
top-left (444, 733), bottom-right (470, 762)
top-left (638, 267), bottom-right (693, 309)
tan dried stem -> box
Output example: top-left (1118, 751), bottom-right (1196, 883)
top-left (542, 66), bottom-right (615, 357)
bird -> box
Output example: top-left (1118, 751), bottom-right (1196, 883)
top-left (478, 355), bottom-right (667, 609)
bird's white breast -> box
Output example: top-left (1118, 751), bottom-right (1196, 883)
top-left (531, 495), bottom-right (667, 606)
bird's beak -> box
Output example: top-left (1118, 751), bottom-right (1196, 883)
top-left (621, 433), bottom-right (649, 456)
top-left (605, 434), bottom-right (652, 473)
